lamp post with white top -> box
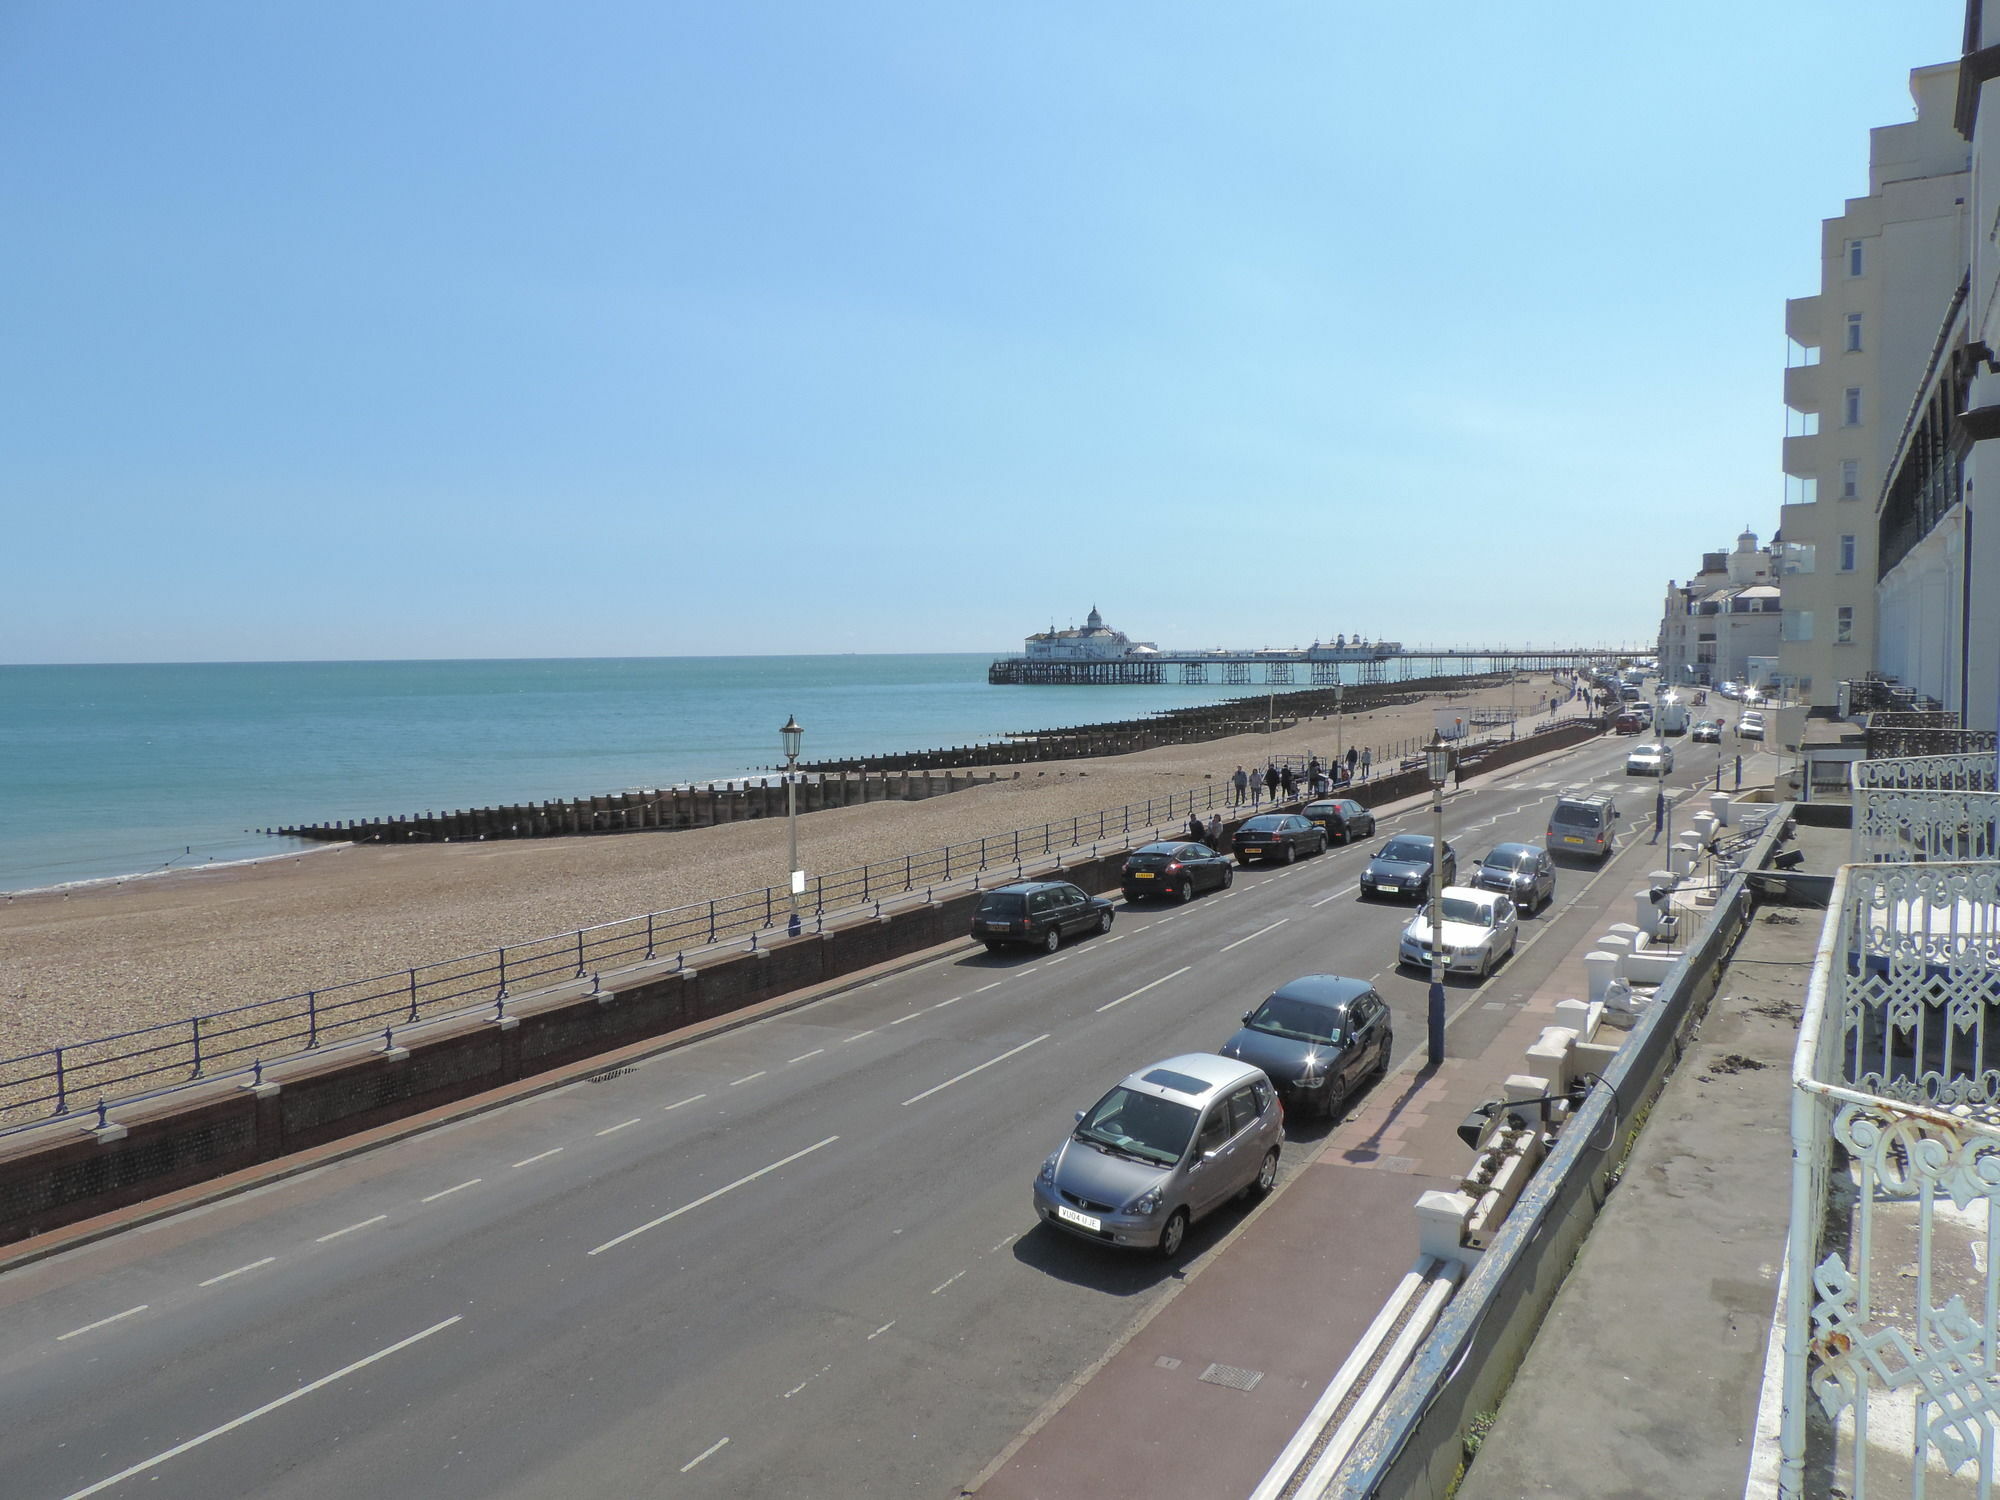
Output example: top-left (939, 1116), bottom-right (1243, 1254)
top-left (1425, 732), bottom-right (1452, 1066)
top-left (781, 715), bottom-right (804, 937)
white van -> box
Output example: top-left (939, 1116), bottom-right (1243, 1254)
top-left (1655, 698), bottom-right (1690, 736)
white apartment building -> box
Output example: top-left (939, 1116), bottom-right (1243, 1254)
top-left (1779, 62), bottom-right (1970, 710)
top-left (1656, 529), bottom-right (1783, 692)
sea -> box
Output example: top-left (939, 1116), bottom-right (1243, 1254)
top-left (0, 654), bottom-right (1457, 894)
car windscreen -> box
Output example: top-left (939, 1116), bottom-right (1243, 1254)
top-left (1075, 1087), bottom-right (1200, 1166)
top-left (1553, 803), bottom-right (1603, 829)
top-left (1245, 995), bottom-right (1343, 1046)
top-left (1437, 896), bottom-right (1494, 925)
top-left (1379, 838), bottom-right (1432, 862)
top-left (1241, 816), bottom-right (1285, 831)
top-left (976, 894), bottom-right (1025, 917)
top-left (1133, 843), bottom-right (1182, 856)
top-left (1484, 848), bottom-right (1537, 872)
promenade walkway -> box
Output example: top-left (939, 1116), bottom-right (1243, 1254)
top-left (968, 737), bottom-right (1788, 1499)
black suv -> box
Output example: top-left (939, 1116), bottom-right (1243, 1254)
top-left (973, 881), bottom-right (1116, 953)
top-left (1301, 797), bottom-right (1377, 845)
top-left (1231, 813), bottom-right (1329, 866)
top-left (1121, 841), bottom-right (1234, 902)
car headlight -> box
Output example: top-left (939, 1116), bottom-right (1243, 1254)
top-left (1038, 1154), bottom-right (1059, 1187)
top-left (1126, 1187), bottom-right (1162, 1216)
top-left (1297, 1054), bottom-right (1324, 1081)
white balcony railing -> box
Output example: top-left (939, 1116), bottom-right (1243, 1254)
top-left (1780, 861), bottom-right (2000, 1499)
top-left (1853, 752), bottom-right (1999, 793)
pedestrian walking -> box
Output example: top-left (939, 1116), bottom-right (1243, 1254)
top-left (1205, 812), bottom-right (1224, 849)
top-left (1188, 810), bottom-right (1206, 844)
top-left (1307, 755), bottom-right (1322, 786)
top-left (1358, 746), bottom-right (1371, 780)
top-left (1263, 764), bottom-right (1280, 804)
top-left (1345, 745), bottom-right (1360, 781)
top-left (1232, 766), bottom-right (1249, 805)
top-left (1279, 765), bottom-right (1296, 799)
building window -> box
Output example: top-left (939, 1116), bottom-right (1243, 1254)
top-left (1841, 460), bottom-right (1859, 498)
top-left (1847, 239), bottom-right (1865, 277)
top-left (1839, 534), bottom-right (1856, 572)
top-left (1845, 312), bottom-right (1864, 352)
top-left (1785, 473), bottom-right (1818, 505)
top-left (1784, 610), bottom-right (1814, 643)
top-left (1843, 387), bottom-right (1862, 426)
top-left (1836, 606), bottom-right (1854, 643)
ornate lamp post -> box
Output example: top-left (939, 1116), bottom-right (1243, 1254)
top-left (781, 715), bottom-right (804, 937)
top-left (1425, 732), bottom-right (1453, 1066)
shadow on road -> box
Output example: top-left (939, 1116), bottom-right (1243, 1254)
top-left (1013, 1209), bottom-right (1241, 1293)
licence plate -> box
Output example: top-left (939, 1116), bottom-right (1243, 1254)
top-left (984, 921), bottom-right (1012, 931)
top-left (1562, 836), bottom-right (1584, 845)
top-left (1056, 1206), bottom-right (1102, 1232)
top-left (1133, 871), bottom-right (1155, 879)
top-left (1375, 882), bottom-right (1399, 892)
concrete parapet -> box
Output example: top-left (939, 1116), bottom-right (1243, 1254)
top-left (1415, 1189), bottom-right (1481, 1268)
top-left (1585, 951), bottom-right (1619, 1003)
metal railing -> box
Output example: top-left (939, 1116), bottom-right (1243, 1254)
top-left (1780, 859), bottom-right (2000, 1499)
top-left (1852, 750), bottom-right (1998, 793)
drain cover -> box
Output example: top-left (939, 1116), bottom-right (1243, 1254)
top-left (588, 1067), bottom-right (634, 1083)
top-left (1198, 1362), bottom-right (1263, 1392)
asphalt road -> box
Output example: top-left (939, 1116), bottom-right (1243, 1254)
top-left (0, 731), bottom-right (1722, 1500)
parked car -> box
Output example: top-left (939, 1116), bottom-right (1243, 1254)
top-left (1738, 711), bottom-right (1767, 741)
top-left (1361, 834), bottom-right (1458, 900)
top-left (1218, 976), bottom-right (1392, 1119)
top-left (1121, 841), bottom-right (1234, 903)
top-left (1719, 680), bottom-right (1743, 700)
top-left (1473, 841), bottom-right (1556, 914)
top-left (1032, 1054), bottom-right (1283, 1255)
top-left (1301, 797), bottom-right (1377, 845)
top-left (1232, 812), bottom-right (1329, 865)
top-left (1626, 742), bottom-right (1675, 776)
top-left (972, 880), bottom-right (1115, 953)
top-left (1690, 719), bottom-right (1722, 744)
top-left (1546, 794), bottom-right (1619, 861)
top-left (1398, 887), bottom-right (1520, 978)
top-left (1613, 712), bottom-right (1646, 734)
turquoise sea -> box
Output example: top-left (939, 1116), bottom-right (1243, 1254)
top-left (0, 654), bottom-right (1395, 893)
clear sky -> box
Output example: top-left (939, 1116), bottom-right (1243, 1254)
top-left (0, 1), bottom-right (1965, 663)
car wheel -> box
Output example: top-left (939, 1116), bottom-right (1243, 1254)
top-left (1157, 1208), bottom-right (1189, 1258)
top-left (1221, 866), bottom-right (1234, 889)
top-left (1098, 909), bottom-right (1114, 934)
top-left (1252, 1147), bottom-right (1279, 1199)
top-left (1374, 1032), bottom-right (1393, 1077)
top-left (1282, 843), bottom-right (1297, 865)
top-left (1043, 927), bottom-right (1061, 954)
top-left (1176, 879), bottom-right (1194, 903)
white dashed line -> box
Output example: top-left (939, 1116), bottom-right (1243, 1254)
top-left (931, 996), bottom-right (962, 1010)
top-left (729, 1071), bottom-right (766, 1087)
top-left (420, 1178), bottom-right (482, 1202)
top-left (1048, 955), bottom-right (1069, 964)
top-left (679, 1437), bottom-right (730, 1474)
top-left (890, 1012), bottom-right (922, 1026)
top-left (901, 1035), bottom-right (1051, 1107)
top-left (57, 1305), bottom-right (147, 1341)
top-left (1219, 918), bottom-right (1289, 953)
top-left (513, 1147), bottom-right (564, 1167)
top-left (1105, 934), bottom-right (1126, 942)
top-left (783, 1365), bottom-right (832, 1399)
top-left (198, 1258), bottom-right (275, 1288)
top-left (868, 1321), bottom-right (896, 1340)
top-left (930, 1270), bottom-right (966, 1295)
top-left (587, 1136), bottom-right (841, 1255)
top-left (991, 1234), bottom-right (1017, 1253)
top-left (315, 1215), bottom-right (387, 1244)
top-left (973, 982), bottom-right (1004, 994)
top-left (1016, 966), bottom-right (1040, 976)
top-left (842, 1029), bottom-right (876, 1043)
top-left (663, 1093), bottom-right (707, 1111)
top-left (787, 1048), bottom-right (825, 1064)
top-left (1096, 966), bottom-right (1193, 1013)
top-left (1311, 884), bottom-right (1359, 908)
top-left (55, 1316), bottom-right (463, 1499)
top-left (596, 1119), bottom-right (641, 1136)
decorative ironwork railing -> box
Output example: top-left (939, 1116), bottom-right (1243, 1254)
top-left (1852, 751), bottom-right (1998, 793)
top-left (1781, 861), bottom-right (2000, 1498)
top-left (1865, 727), bottom-right (2000, 762)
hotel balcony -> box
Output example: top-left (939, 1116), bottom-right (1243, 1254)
top-left (1788, 295), bottom-right (1823, 348)
top-left (1785, 363), bottom-right (1823, 413)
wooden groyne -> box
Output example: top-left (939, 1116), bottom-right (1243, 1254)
top-left (270, 769), bottom-right (1002, 846)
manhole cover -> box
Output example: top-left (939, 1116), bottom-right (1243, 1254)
top-left (1198, 1362), bottom-right (1263, 1392)
top-left (588, 1067), bottom-right (634, 1083)
top-left (1153, 1356), bottom-right (1182, 1371)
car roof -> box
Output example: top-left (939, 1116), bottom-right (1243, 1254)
top-left (987, 880), bottom-right (1076, 895)
top-left (1556, 793), bottom-right (1614, 807)
top-left (1118, 1052), bottom-right (1260, 1102)
top-left (1266, 974), bottom-right (1371, 1009)
top-left (1435, 885), bottom-right (1501, 903)
top-left (1484, 841), bottom-right (1541, 860)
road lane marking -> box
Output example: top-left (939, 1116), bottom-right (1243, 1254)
top-left (973, 982), bottom-right (1004, 994)
top-left (840, 1029), bottom-right (877, 1043)
top-left (57, 1305), bottom-right (147, 1341)
top-left (900, 1035), bottom-right (1051, 1107)
top-left (198, 1259), bottom-right (275, 1289)
top-left (931, 996), bottom-right (962, 1010)
top-left (587, 1136), bottom-right (841, 1255)
top-left (783, 1365), bottom-right (832, 1399)
top-left (662, 1093), bottom-right (707, 1112)
top-left (1129, 924), bottom-right (1150, 932)
top-left (1219, 918), bottom-right (1289, 953)
top-left (1016, 966), bottom-right (1040, 976)
top-left (315, 1215), bottom-right (387, 1243)
top-left (57, 1315), bottom-right (462, 1500)
top-left (596, 1119), bottom-right (642, 1136)
top-left (787, 1048), bottom-right (825, 1064)
top-left (930, 1270), bottom-right (966, 1295)
top-left (890, 1012), bottom-right (922, 1025)
top-left (1310, 884), bottom-right (1360, 908)
top-left (1048, 955), bottom-right (1069, 964)
top-left (1105, 933), bottom-right (1126, 942)
top-left (868, 1320), bottom-right (896, 1340)
top-left (420, 1178), bottom-right (481, 1202)
top-left (729, 1071), bottom-right (766, 1087)
top-left (513, 1147), bottom-right (565, 1167)
top-left (680, 1437), bottom-right (730, 1473)
top-left (991, 1234), bottom-right (1016, 1253)
top-left (1096, 966), bottom-right (1193, 1013)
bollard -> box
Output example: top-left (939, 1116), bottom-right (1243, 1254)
top-left (1585, 950), bottom-right (1620, 1002)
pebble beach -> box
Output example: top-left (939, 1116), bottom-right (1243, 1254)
top-left (0, 679), bottom-right (1585, 1060)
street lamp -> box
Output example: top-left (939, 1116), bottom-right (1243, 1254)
top-left (1424, 732), bottom-right (1453, 1067)
top-left (780, 715), bottom-right (804, 937)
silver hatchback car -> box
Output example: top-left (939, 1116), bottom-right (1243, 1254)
top-left (1033, 1054), bottom-right (1283, 1256)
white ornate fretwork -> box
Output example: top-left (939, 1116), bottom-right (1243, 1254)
top-left (1853, 788), bottom-right (2000, 867)
top-left (1853, 752), bottom-right (1999, 795)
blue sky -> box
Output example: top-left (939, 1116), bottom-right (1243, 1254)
top-left (0, 1), bottom-right (1964, 662)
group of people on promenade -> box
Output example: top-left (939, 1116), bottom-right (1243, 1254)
top-left (1228, 748), bottom-right (1371, 808)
